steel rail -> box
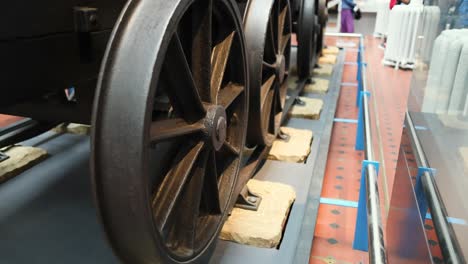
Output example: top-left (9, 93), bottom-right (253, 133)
top-left (405, 112), bottom-right (466, 263)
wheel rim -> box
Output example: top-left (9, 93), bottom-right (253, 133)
top-left (91, 0), bottom-right (248, 263)
top-left (244, 0), bottom-right (292, 146)
top-left (297, 0), bottom-right (317, 79)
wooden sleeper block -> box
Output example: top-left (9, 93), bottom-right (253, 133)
top-left (268, 127), bottom-right (313, 163)
top-left (220, 179), bottom-right (296, 248)
top-left (313, 64), bottom-right (334, 76)
top-left (52, 123), bottom-right (91, 135)
top-left (287, 75), bottom-right (300, 90)
top-left (0, 145), bottom-right (48, 183)
top-left (304, 78), bottom-right (330, 94)
top-left (322, 46), bottom-right (340, 55)
top-left (289, 96), bottom-right (324, 120)
top-left (318, 54), bottom-right (337, 65)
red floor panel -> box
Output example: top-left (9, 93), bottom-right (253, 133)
top-left (341, 64), bottom-right (358, 84)
top-left (320, 123), bottom-right (363, 201)
top-left (311, 36), bottom-right (369, 263)
top-left (310, 205), bottom-right (367, 264)
top-left (335, 84), bottom-right (359, 120)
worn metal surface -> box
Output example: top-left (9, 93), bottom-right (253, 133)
top-left (91, 0), bottom-right (248, 263)
top-left (243, 0), bottom-right (292, 147)
top-left (296, 0), bottom-right (318, 79)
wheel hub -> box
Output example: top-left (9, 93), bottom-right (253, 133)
top-left (276, 54), bottom-right (286, 83)
top-left (205, 105), bottom-right (227, 151)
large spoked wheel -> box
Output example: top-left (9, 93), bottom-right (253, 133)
top-left (316, 0), bottom-right (328, 55)
top-left (297, 0), bottom-right (317, 79)
top-left (244, 0), bottom-right (292, 146)
top-left (91, 0), bottom-right (248, 263)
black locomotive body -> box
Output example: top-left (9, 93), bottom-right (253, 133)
top-left (0, 1), bottom-right (126, 124)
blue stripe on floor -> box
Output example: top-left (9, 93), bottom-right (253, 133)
top-left (341, 82), bottom-right (358, 87)
top-left (334, 118), bottom-right (358, 124)
top-left (320, 197), bottom-right (359, 208)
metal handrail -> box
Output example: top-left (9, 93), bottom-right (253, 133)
top-left (359, 35), bottom-right (387, 264)
top-left (322, 32), bottom-right (387, 263)
top-left (406, 112), bottom-right (465, 264)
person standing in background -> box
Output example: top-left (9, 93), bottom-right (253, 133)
top-left (341, 0), bottom-right (359, 32)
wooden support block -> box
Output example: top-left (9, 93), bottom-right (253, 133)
top-left (304, 78), bottom-right (330, 94)
top-left (323, 46), bottom-right (340, 55)
top-left (313, 64), bottom-right (334, 76)
top-left (220, 179), bottom-right (296, 248)
top-left (318, 54), bottom-right (337, 65)
top-left (0, 146), bottom-right (48, 183)
top-left (289, 96), bottom-right (324, 120)
top-left (287, 75), bottom-right (300, 89)
top-left (268, 127), bottom-right (313, 163)
top-left (52, 123), bottom-right (91, 135)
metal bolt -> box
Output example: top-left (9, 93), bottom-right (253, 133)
top-left (247, 197), bottom-right (257, 203)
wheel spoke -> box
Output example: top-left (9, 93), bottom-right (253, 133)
top-left (262, 89), bottom-right (275, 133)
top-left (200, 150), bottom-right (221, 214)
top-left (172, 148), bottom-right (209, 251)
top-left (261, 75), bottom-right (276, 107)
top-left (222, 141), bottom-right (240, 156)
top-left (268, 88), bottom-right (277, 132)
top-left (278, 6), bottom-right (288, 46)
top-left (217, 82), bottom-right (244, 109)
top-left (276, 82), bottom-right (288, 112)
top-left (211, 32), bottom-right (235, 103)
top-left (191, 1), bottom-right (213, 103)
top-left (162, 33), bottom-right (205, 123)
top-left (268, 18), bottom-right (278, 55)
top-left (271, 4), bottom-right (280, 53)
top-left (280, 33), bottom-right (291, 55)
top-left (262, 61), bottom-right (276, 69)
top-left (150, 118), bottom-right (205, 143)
top-left (152, 141), bottom-right (204, 236)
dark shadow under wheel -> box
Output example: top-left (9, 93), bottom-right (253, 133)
top-left (243, 0), bottom-right (292, 146)
top-left (297, 0), bottom-right (317, 79)
top-left (91, 0), bottom-right (248, 263)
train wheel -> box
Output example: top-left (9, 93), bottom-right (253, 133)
top-left (91, 0), bottom-right (248, 263)
top-left (244, 0), bottom-right (292, 146)
top-left (297, 0), bottom-right (317, 79)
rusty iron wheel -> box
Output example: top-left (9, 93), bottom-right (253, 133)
top-left (243, 0), bottom-right (292, 147)
top-left (91, 0), bottom-right (248, 263)
top-left (297, 0), bottom-right (317, 79)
